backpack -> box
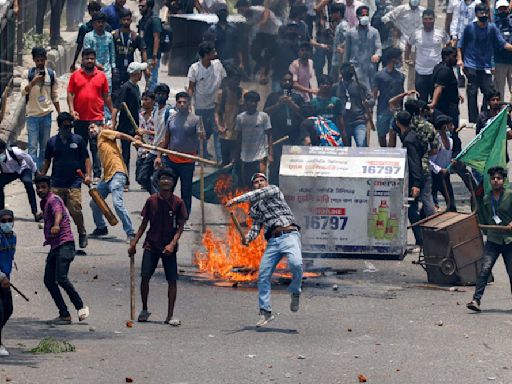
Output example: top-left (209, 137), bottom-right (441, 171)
top-left (0, 148), bottom-right (22, 173)
top-left (26, 67), bottom-right (55, 104)
top-left (309, 116), bottom-right (344, 147)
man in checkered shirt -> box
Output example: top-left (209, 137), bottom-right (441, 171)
top-left (226, 172), bottom-right (302, 327)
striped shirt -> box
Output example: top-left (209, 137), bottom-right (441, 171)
top-left (232, 185), bottom-right (298, 243)
top-left (40, 193), bottom-right (74, 250)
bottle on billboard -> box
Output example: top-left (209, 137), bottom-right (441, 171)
top-left (368, 208), bottom-right (378, 237)
top-left (375, 200), bottom-right (389, 239)
top-left (385, 214), bottom-right (398, 240)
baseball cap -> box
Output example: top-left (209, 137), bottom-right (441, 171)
top-left (497, 0), bottom-right (509, 8)
top-left (251, 172), bottom-right (267, 183)
top-left (127, 62), bottom-right (148, 74)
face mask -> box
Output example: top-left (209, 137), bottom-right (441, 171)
top-left (359, 16), bottom-right (370, 26)
top-left (0, 153), bottom-right (6, 162)
top-left (156, 95), bottom-right (167, 105)
top-left (410, 0), bottom-right (420, 6)
top-left (0, 222), bottom-right (13, 233)
top-left (478, 15), bottom-right (488, 22)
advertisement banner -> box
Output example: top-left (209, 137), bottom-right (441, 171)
top-left (280, 146), bottom-right (408, 258)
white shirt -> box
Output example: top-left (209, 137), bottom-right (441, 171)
top-left (382, 4), bottom-right (425, 42)
top-left (334, 0), bottom-right (364, 28)
top-left (188, 59), bottom-right (227, 110)
top-left (235, 111), bottom-right (271, 162)
top-left (429, 134), bottom-right (453, 174)
top-left (409, 28), bottom-right (450, 75)
top-left (0, 147), bottom-right (37, 175)
top-left (450, 0), bottom-right (481, 39)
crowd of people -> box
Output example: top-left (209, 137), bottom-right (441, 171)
top-left (2, 0), bottom-right (512, 357)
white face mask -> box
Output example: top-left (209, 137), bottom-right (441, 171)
top-left (0, 153), bottom-right (6, 162)
top-left (0, 222), bottom-right (13, 233)
top-left (410, 0), bottom-right (420, 6)
top-left (359, 16), bottom-right (370, 26)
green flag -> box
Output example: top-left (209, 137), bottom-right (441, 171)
top-left (452, 108), bottom-right (508, 193)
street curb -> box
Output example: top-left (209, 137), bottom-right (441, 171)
top-left (0, 42), bottom-right (75, 145)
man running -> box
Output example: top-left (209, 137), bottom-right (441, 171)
top-left (226, 173), bottom-right (303, 327)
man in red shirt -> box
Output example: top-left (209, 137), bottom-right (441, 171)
top-left (67, 48), bottom-right (113, 183)
top-left (128, 168), bottom-right (188, 325)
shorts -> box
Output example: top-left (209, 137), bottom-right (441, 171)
top-left (141, 249), bottom-right (178, 281)
top-left (376, 112), bottom-right (393, 137)
top-left (51, 187), bottom-right (82, 215)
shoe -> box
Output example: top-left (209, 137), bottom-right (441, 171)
top-left (138, 309), bottom-right (151, 322)
top-left (124, 185), bottom-right (129, 192)
top-left (126, 234), bottom-right (135, 244)
top-left (290, 294), bottom-right (300, 312)
top-left (34, 212), bottom-right (43, 222)
top-left (92, 177), bottom-right (101, 185)
top-left (256, 311), bottom-right (275, 327)
top-left (46, 316), bottom-right (72, 325)
top-left (90, 227), bottom-right (108, 237)
top-left (78, 306), bottom-right (89, 321)
top-left (78, 233), bottom-right (88, 248)
top-left (467, 299), bottom-right (481, 312)
top-left (0, 345), bottom-right (9, 356)
top-left (165, 318), bottom-right (181, 326)
top-left (183, 223), bottom-right (192, 231)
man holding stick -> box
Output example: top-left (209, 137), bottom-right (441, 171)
top-left (88, 124), bottom-right (135, 242)
top-left (226, 173), bottom-right (303, 327)
top-left (128, 168), bottom-right (187, 325)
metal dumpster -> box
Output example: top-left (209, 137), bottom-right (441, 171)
top-left (417, 212), bottom-right (486, 285)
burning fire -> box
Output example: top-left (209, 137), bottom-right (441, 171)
top-left (194, 174), bottom-right (319, 282)
top-left (194, 174), bottom-right (272, 281)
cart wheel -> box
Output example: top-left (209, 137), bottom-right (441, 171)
top-left (439, 258), bottom-right (456, 276)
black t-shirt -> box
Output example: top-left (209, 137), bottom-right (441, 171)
top-left (300, 118), bottom-right (319, 145)
top-left (113, 30), bottom-right (146, 73)
top-left (264, 91), bottom-right (304, 144)
top-left (137, 15), bottom-right (163, 59)
top-left (270, 38), bottom-right (299, 82)
top-left (432, 62), bottom-right (459, 115)
top-left (373, 68), bottom-right (404, 114)
top-left (114, 81), bottom-right (141, 134)
top-left (45, 134), bottom-right (89, 188)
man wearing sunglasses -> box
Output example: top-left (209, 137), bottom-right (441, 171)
top-left (467, 166), bottom-right (512, 312)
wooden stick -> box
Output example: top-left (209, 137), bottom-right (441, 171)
top-left (10, 283), bottom-right (29, 302)
top-left (479, 224), bottom-right (512, 231)
top-left (129, 254), bottom-right (135, 321)
top-left (455, 123), bottom-right (467, 134)
top-left (199, 119), bottom-right (206, 234)
top-left (121, 102), bottom-right (218, 166)
top-left (230, 212), bottom-right (245, 243)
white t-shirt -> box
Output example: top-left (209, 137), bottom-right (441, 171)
top-left (409, 28), bottom-right (449, 75)
top-left (235, 111), bottom-right (272, 162)
top-left (429, 133), bottom-right (453, 174)
top-left (187, 59), bottom-right (227, 110)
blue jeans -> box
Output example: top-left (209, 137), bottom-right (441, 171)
top-left (26, 113), bottom-right (52, 169)
top-left (196, 108), bottom-right (221, 162)
top-left (258, 231), bottom-right (303, 312)
top-left (147, 59), bottom-right (160, 92)
top-left (345, 123), bottom-right (367, 147)
top-left (90, 172), bottom-right (134, 235)
top-left (473, 241), bottom-right (512, 301)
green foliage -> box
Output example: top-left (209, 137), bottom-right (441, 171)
top-left (22, 32), bottom-right (48, 53)
top-left (27, 337), bottom-right (76, 354)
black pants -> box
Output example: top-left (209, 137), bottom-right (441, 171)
top-left (474, 241), bottom-right (512, 301)
top-left (464, 68), bottom-right (493, 123)
top-left (408, 195), bottom-right (423, 246)
top-left (415, 73), bottom-right (433, 102)
top-left (44, 242), bottom-right (84, 318)
top-left (120, 136), bottom-right (133, 184)
top-left (431, 171), bottom-right (456, 211)
top-left (74, 120), bottom-right (102, 178)
top-left (0, 287), bottom-right (13, 343)
top-left (112, 70), bottom-right (130, 104)
top-left (0, 169), bottom-right (38, 214)
top-left (220, 139), bottom-right (237, 166)
top-left (36, 0), bottom-right (64, 43)
top-left (135, 153), bottom-right (156, 193)
top-left (269, 143), bottom-right (283, 186)
top-left (251, 33), bottom-right (277, 74)
top-left (313, 47), bottom-right (332, 83)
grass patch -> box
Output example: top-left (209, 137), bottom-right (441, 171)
top-left (27, 337), bottom-right (76, 354)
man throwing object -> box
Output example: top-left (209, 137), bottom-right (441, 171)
top-left (226, 173), bottom-right (303, 327)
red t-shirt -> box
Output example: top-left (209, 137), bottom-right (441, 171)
top-left (141, 193), bottom-right (188, 253)
top-left (67, 68), bottom-right (109, 121)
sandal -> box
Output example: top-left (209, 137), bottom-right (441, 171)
top-left (138, 310), bottom-right (151, 322)
top-left (165, 318), bottom-right (181, 327)
top-left (46, 316), bottom-right (72, 325)
top-left (78, 306), bottom-right (89, 321)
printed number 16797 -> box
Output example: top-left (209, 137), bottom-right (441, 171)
top-left (304, 215), bottom-right (348, 230)
top-left (362, 165), bottom-right (400, 174)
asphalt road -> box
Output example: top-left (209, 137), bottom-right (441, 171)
top-left (2, 23), bottom-right (512, 384)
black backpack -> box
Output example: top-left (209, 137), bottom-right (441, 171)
top-left (26, 67), bottom-right (55, 104)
